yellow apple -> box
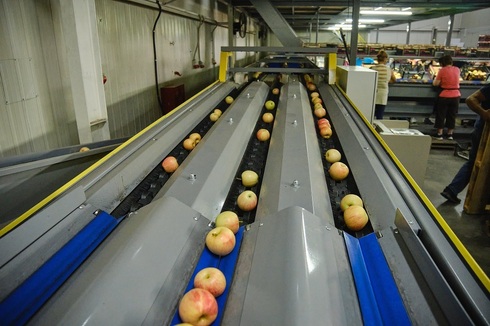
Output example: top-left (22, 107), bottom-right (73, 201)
top-left (325, 149), bottom-right (341, 163)
top-left (241, 170), bottom-right (259, 187)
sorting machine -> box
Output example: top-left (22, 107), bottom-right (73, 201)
top-left (0, 53), bottom-right (489, 325)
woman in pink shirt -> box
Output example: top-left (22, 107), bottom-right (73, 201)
top-left (432, 55), bottom-right (461, 140)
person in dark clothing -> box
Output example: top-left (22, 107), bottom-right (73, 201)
top-left (441, 85), bottom-right (490, 203)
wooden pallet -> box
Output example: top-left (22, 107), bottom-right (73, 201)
top-left (464, 122), bottom-right (490, 214)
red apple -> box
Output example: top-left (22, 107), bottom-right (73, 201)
top-left (329, 162), bottom-right (349, 181)
top-left (162, 156), bottom-right (178, 173)
top-left (215, 211), bottom-right (240, 234)
top-left (344, 205), bottom-right (369, 231)
top-left (237, 190), bottom-right (257, 211)
top-left (178, 288), bottom-right (218, 326)
top-left (325, 149), bottom-right (341, 163)
top-left (262, 112), bottom-right (274, 123)
top-left (272, 88), bottom-right (280, 95)
top-left (319, 126), bottom-right (332, 139)
top-left (314, 108), bottom-right (326, 118)
top-left (265, 100), bottom-right (275, 110)
top-left (225, 96), bottom-right (234, 104)
top-left (206, 226), bottom-right (236, 256)
top-left (340, 194), bottom-right (363, 212)
top-left (183, 138), bottom-right (196, 151)
top-left (194, 267), bottom-right (227, 297)
top-left (317, 118), bottom-right (331, 129)
top-left (256, 129), bottom-right (270, 141)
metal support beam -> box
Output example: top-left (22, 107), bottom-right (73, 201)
top-left (406, 22), bottom-right (411, 45)
top-left (59, 0), bottom-right (109, 143)
top-left (349, 0), bottom-right (360, 66)
top-left (446, 14), bottom-right (455, 47)
top-left (249, 0), bottom-right (303, 47)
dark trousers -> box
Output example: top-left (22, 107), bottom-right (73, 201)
top-left (434, 97), bottom-right (459, 130)
top-left (375, 104), bottom-right (386, 120)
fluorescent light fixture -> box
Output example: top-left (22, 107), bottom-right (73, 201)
top-left (402, 7), bottom-right (411, 11)
top-left (346, 18), bottom-right (385, 23)
top-left (327, 24), bottom-right (366, 30)
top-left (375, 7), bottom-right (383, 10)
top-left (360, 10), bottom-right (412, 16)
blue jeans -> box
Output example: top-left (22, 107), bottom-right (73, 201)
top-left (446, 118), bottom-right (484, 195)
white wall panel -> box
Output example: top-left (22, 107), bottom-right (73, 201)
top-left (0, 0), bottom-right (259, 158)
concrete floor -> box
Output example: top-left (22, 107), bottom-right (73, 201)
top-left (421, 146), bottom-right (490, 276)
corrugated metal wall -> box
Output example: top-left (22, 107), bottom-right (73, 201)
top-left (0, 0), bottom-right (260, 158)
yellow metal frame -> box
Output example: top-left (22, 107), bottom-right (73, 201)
top-left (0, 81), bottom-right (221, 238)
top-left (335, 84), bottom-right (490, 292)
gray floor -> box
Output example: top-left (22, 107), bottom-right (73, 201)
top-left (422, 146), bottom-right (490, 276)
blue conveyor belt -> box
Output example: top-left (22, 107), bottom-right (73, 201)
top-left (172, 226), bottom-right (244, 325)
top-left (0, 211), bottom-right (120, 325)
top-left (344, 232), bottom-right (411, 326)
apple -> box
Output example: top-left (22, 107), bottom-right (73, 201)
top-left (314, 102), bottom-right (324, 110)
top-left (237, 190), bottom-right (258, 211)
top-left (162, 156), bottom-right (179, 173)
top-left (329, 162), bottom-right (349, 181)
top-left (304, 74), bottom-right (312, 82)
top-left (272, 88), bottom-right (280, 95)
top-left (213, 109), bottom-right (222, 117)
top-left (189, 132), bottom-right (201, 144)
top-left (194, 267), bottom-right (227, 297)
top-left (262, 112), bottom-right (274, 123)
top-left (178, 288), bottom-right (218, 326)
top-left (312, 97), bottom-right (322, 105)
top-left (183, 138), bottom-right (196, 151)
top-left (256, 129), bottom-right (270, 141)
top-left (340, 194), bottom-right (363, 212)
top-left (314, 108), bottom-right (326, 118)
top-left (310, 92), bottom-right (319, 98)
top-left (79, 146), bottom-right (90, 152)
top-left (174, 323), bottom-right (193, 326)
top-left (344, 205), bottom-right (369, 231)
top-left (225, 96), bottom-right (234, 104)
top-left (317, 118), bottom-right (330, 129)
top-left (307, 83), bottom-right (317, 91)
top-left (241, 170), bottom-right (259, 187)
top-left (206, 226), bottom-right (236, 256)
top-left (265, 100), bottom-right (276, 110)
top-left (319, 127), bottom-right (332, 139)
top-left (209, 112), bottom-right (219, 122)
top-left (325, 149), bottom-right (341, 163)
top-left (215, 211), bottom-right (240, 234)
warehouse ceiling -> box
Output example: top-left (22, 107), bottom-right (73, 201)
top-left (231, 0), bottom-right (490, 32)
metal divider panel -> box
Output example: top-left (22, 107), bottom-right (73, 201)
top-left (239, 206), bottom-right (361, 326)
top-left (29, 196), bottom-right (209, 325)
top-left (156, 81), bottom-right (270, 221)
top-left (257, 81), bottom-right (333, 223)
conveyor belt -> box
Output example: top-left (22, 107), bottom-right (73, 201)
top-left (0, 73), bottom-right (489, 325)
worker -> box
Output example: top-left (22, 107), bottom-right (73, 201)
top-left (370, 50), bottom-right (396, 120)
top-left (432, 55), bottom-right (461, 140)
top-left (441, 85), bottom-right (490, 203)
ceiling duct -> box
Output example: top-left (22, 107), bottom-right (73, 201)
top-left (248, 0), bottom-right (303, 47)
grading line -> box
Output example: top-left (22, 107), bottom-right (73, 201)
top-left (0, 68), bottom-right (489, 325)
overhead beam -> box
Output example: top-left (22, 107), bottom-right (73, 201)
top-left (248, 0), bottom-right (303, 47)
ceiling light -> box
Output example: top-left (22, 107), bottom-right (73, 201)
top-left (375, 7), bottom-right (383, 11)
top-left (327, 24), bottom-right (366, 31)
top-left (346, 18), bottom-right (385, 23)
top-left (360, 10), bottom-right (412, 16)
top-left (402, 7), bottom-right (411, 11)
